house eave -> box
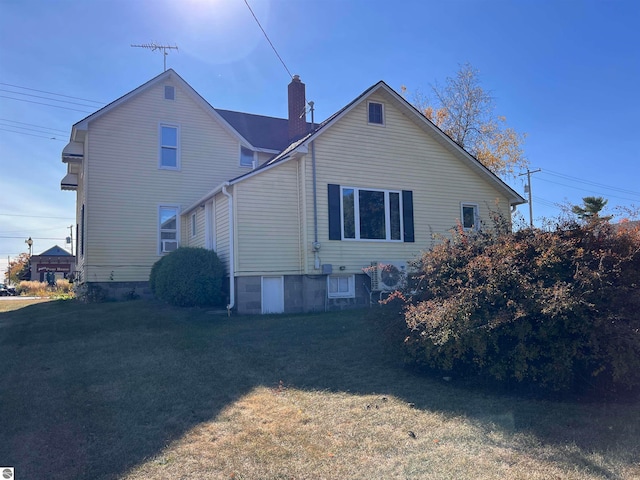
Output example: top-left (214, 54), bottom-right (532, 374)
top-left (182, 182), bottom-right (229, 216)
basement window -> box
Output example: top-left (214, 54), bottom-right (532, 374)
top-left (327, 275), bottom-right (355, 298)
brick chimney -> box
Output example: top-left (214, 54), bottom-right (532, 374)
top-left (288, 75), bottom-right (307, 141)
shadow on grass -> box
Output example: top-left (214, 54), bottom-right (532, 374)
top-left (0, 300), bottom-right (637, 480)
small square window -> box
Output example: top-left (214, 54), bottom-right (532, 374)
top-left (240, 146), bottom-right (255, 167)
top-left (368, 102), bottom-right (384, 125)
top-left (164, 85), bottom-right (175, 100)
top-left (327, 275), bottom-right (355, 298)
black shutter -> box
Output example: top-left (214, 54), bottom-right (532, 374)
top-left (402, 190), bottom-right (414, 243)
top-left (328, 184), bottom-right (341, 240)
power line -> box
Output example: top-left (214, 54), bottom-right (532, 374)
top-left (0, 236), bottom-right (66, 240)
top-left (0, 122), bottom-right (65, 136)
top-left (0, 88), bottom-right (100, 108)
top-left (0, 95), bottom-right (94, 113)
top-left (541, 169), bottom-right (640, 198)
top-left (0, 214), bottom-right (74, 220)
top-left (0, 118), bottom-right (68, 133)
top-left (532, 195), bottom-right (562, 209)
top-left (243, 0), bottom-right (293, 79)
top-left (536, 177), bottom-right (640, 203)
top-left (1, 225), bottom-right (71, 235)
top-left (0, 82), bottom-right (105, 104)
top-left (0, 127), bottom-right (65, 141)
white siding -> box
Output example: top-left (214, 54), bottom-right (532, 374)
top-left (83, 79), bottom-right (248, 282)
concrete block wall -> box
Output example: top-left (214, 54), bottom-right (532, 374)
top-left (236, 276), bottom-right (262, 315)
top-left (236, 274), bottom-right (371, 315)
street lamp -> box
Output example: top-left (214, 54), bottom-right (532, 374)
top-left (25, 237), bottom-right (33, 256)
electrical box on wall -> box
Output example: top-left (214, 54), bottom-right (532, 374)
top-left (321, 264), bottom-right (333, 275)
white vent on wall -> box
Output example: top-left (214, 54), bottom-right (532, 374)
top-left (369, 261), bottom-right (407, 291)
top-left (162, 240), bottom-right (178, 253)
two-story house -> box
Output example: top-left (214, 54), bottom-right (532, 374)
top-left (61, 69), bottom-right (525, 313)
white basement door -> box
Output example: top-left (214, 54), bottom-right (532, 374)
top-left (262, 276), bottom-right (284, 314)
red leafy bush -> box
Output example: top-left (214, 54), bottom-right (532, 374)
top-left (403, 218), bottom-right (640, 395)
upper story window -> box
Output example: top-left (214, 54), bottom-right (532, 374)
top-left (328, 184), bottom-right (414, 243)
top-left (368, 102), bottom-right (384, 125)
top-left (159, 124), bottom-right (180, 170)
top-left (164, 85), bottom-right (175, 100)
top-left (159, 205), bottom-right (179, 254)
top-left (240, 146), bottom-right (255, 167)
top-left (461, 203), bottom-right (479, 230)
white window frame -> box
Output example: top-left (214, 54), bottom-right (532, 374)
top-left (461, 203), bottom-right (480, 231)
top-left (159, 123), bottom-right (180, 170)
top-left (240, 146), bottom-right (256, 168)
top-left (158, 204), bottom-right (180, 254)
top-left (327, 274), bottom-right (355, 298)
top-left (164, 85), bottom-right (175, 101)
top-left (191, 212), bottom-right (197, 238)
top-left (340, 186), bottom-right (403, 242)
top-left (367, 101), bottom-right (385, 125)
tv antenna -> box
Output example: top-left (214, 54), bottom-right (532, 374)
top-left (131, 43), bottom-right (179, 72)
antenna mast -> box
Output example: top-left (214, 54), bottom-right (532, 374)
top-left (131, 43), bottom-right (179, 71)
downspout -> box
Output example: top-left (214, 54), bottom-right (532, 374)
top-left (222, 183), bottom-right (235, 315)
top-left (309, 101), bottom-right (321, 269)
top-left (312, 139), bottom-right (320, 268)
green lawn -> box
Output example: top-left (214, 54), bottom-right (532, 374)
top-left (0, 299), bottom-right (638, 479)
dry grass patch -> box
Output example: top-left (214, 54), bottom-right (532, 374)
top-left (1, 300), bottom-right (638, 480)
top-left (125, 385), bottom-right (639, 480)
top-left (0, 297), bottom-right (52, 313)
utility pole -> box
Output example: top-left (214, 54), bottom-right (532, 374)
top-left (67, 225), bottom-right (74, 256)
top-left (131, 43), bottom-right (178, 72)
top-left (518, 168), bottom-right (541, 227)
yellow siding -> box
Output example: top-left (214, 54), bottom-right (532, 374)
top-left (185, 209), bottom-right (205, 247)
top-left (84, 79), bottom-right (247, 281)
top-left (235, 161), bottom-right (302, 275)
top-left (214, 192), bottom-right (230, 268)
top-left (303, 92), bottom-right (513, 274)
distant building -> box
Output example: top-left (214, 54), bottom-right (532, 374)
top-left (29, 246), bottom-right (75, 283)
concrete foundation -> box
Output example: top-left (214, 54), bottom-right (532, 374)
top-left (75, 281), bottom-right (152, 302)
top-left (236, 274), bottom-right (371, 315)
top-left (77, 274), bottom-right (372, 313)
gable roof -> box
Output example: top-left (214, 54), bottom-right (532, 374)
top-left (66, 69), bottom-right (270, 151)
top-left (215, 109), bottom-right (290, 152)
top-left (240, 80), bottom-right (526, 206)
top-left (36, 245), bottom-right (73, 257)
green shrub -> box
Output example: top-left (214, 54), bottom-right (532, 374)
top-left (149, 247), bottom-right (226, 307)
top-left (402, 219), bottom-right (640, 396)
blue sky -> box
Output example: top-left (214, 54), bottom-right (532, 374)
top-left (1, 0), bottom-right (639, 275)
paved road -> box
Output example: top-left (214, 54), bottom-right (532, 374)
top-left (0, 296), bottom-right (45, 301)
